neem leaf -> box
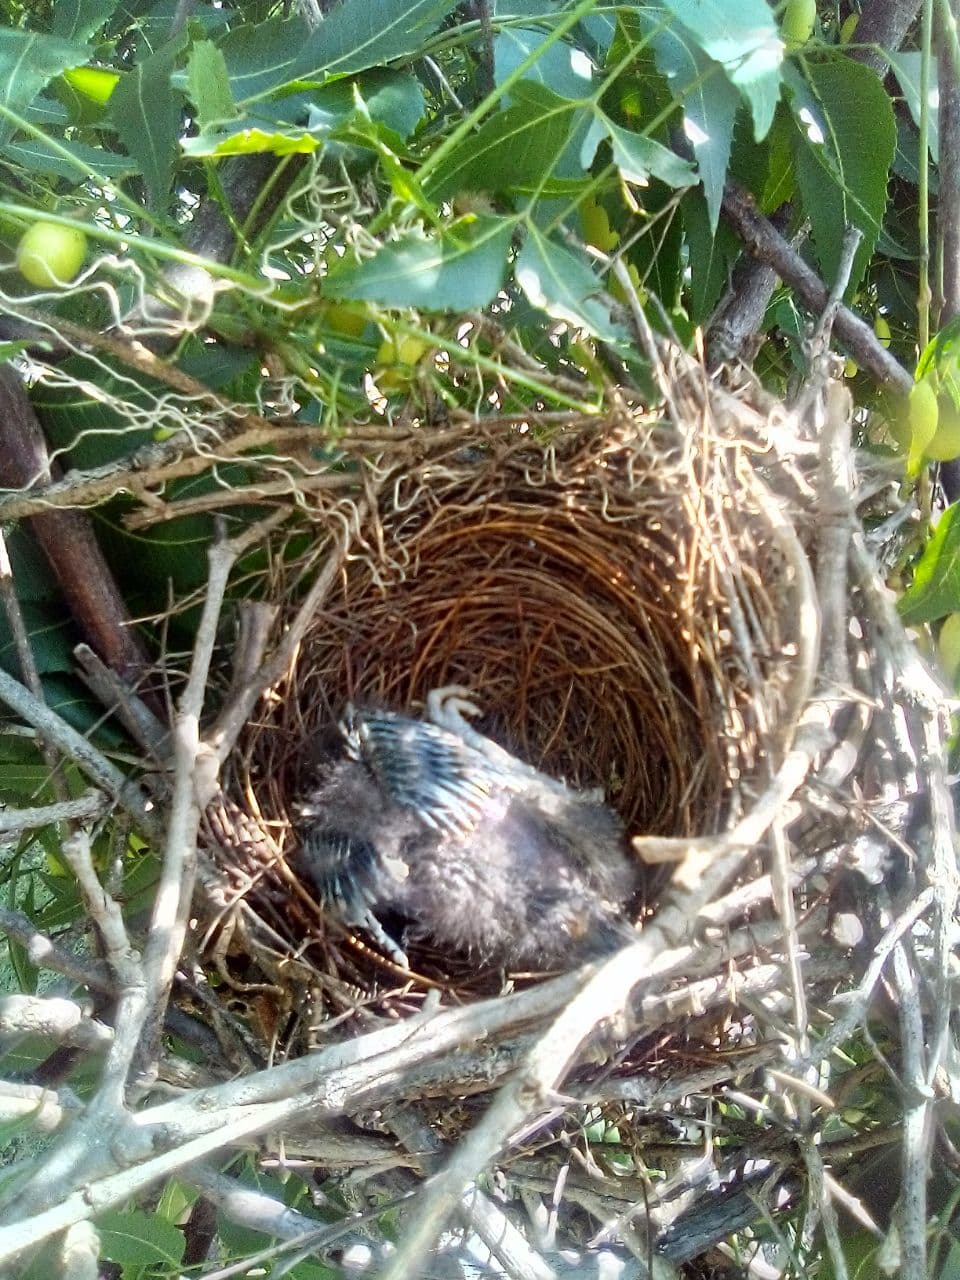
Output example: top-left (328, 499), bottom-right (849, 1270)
top-left (52, 0), bottom-right (119, 41)
top-left (186, 39), bottom-right (237, 129)
top-left (108, 38), bottom-right (184, 209)
top-left (292, 0), bottom-right (460, 82)
top-left (658, 0), bottom-right (783, 140)
top-left (183, 125), bottom-right (319, 158)
top-left (221, 0), bottom-right (458, 103)
top-left (96, 1209), bottom-right (185, 1271)
top-left (648, 21), bottom-right (739, 228)
top-left (0, 30), bottom-right (89, 143)
top-left (599, 114), bottom-right (697, 189)
top-left (425, 85), bottom-right (575, 200)
top-left (516, 225), bottom-right (622, 341)
top-left (898, 504), bottom-right (960, 625)
top-left (494, 25), bottom-right (595, 100)
top-left (323, 216), bottom-right (513, 309)
top-left (2, 136), bottom-right (137, 181)
top-left (791, 58), bottom-right (896, 296)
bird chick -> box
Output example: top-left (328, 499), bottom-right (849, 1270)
top-left (293, 688), bottom-right (638, 969)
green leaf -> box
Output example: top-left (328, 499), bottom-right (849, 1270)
top-left (888, 51), bottom-right (938, 164)
top-left (291, 0), bottom-right (460, 82)
top-left (516, 225), bottom-right (622, 341)
top-left (96, 1208), bottom-right (185, 1271)
top-left (2, 137), bottom-right (137, 182)
top-left (221, 0), bottom-right (458, 104)
top-left (589, 113), bottom-right (697, 189)
top-left (898, 504), bottom-right (960, 625)
top-left (323, 215), bottom-right (513, 309)
top-left (658, 0), bottom-right (783, 140)
top-left (51, 0), bottom-right (120, 42)
top-left (183, 125), bottom-right (319, 158)
top-left (0, 31), bottom-right (89, 144)
top-left (425, 86), bottom-right (575, 200)
top-left (186, 39), bottom-right (237, 130)
top-left (108, 38), bottom-right (184, 209)
top-left (682, 189), bottom-right (739, 323)
top-left (791, 59), bottom-right (896, 297)
top-left (647, 21), bottom-right (739, 228)
top-left (494, 26), bottom-right (595, 100)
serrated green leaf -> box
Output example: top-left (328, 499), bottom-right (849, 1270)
top-left (186, 39), bottom-right (237, 130)
top-left (494, 26), bottom-right (595, 100)
top-left (222, 0), bottom-right (458, 104)
top-left (108, 37), bottom-right (184, 209)
top-left (898, 504), bottom-right (960, 624)
top-left (52, 0), bottom-right (120, 42)
top-left (324, 216), bottom-right (512, 309)
top-left (888, 51), bottom-right (938, 164)
top-left (96, 1208), bottom-right (185, 1270)
top-left (596, 114), bottom-right (697, 189)
top-left (683, 189), bottom-right (738, 323)
top-left (657, 0), bottom-right (783, 140)
top-left (108, 38), bottom-right (184, 210)
top-left (0, 31), bottom-right (89, 145)
top-left (516, 225), bottom-right (621, 340)
top-left (791, 58), bottom-right (896, 296)
top-left (2, 137), bottom-right (137, 182)
top-left (425, 87), bottom-right (575, 200)
top-left (647, 22), bottom-right (739, 228)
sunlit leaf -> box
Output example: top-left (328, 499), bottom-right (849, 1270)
top-left (647, 21), bottom-right (739, 228)
top-left (657, 0), bottom-right (783, 140)
top-left (516, 224), bottom-right (622, 341)
top-left (791, 59), bottom-right (896, 296)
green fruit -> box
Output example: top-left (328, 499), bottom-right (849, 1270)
top-left (16, 221), bottom-right (88, 287)
top-left (782, 0), bottom-right (816, 48)
top-left (938, 613), bottom-right (960, 684)
top-left (906, 378), bottom-right (940, 470)
top-left (924, 402), bottom-right (960, 461)
top-left (874, 313), bottom-right (891, 348)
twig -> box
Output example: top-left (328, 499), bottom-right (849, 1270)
top-left (131, 528), bottom-right (239, 1086)
top-left (891, 939), bottom-right (931, 1280)
top-left (720, 183), bottom-right (912, 395)
top-left (207, 504), bottom-right (369, 764)
top-left (0, 793), bottom-right (109, 834)
top-left (0, 667), bottom-right (162, 842)
top-left (0, 908), bottom-right (115, 993)
top-left (815, 383), bottom-right (855, 691)
top-left (73, 645), bottom-right (169, 757)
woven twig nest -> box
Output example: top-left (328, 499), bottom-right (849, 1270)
top-left (207, 362), bottom-right (803, 1011)
top-left (192, 357), bottom-right (943, 1266)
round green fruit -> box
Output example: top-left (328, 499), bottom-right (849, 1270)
top-left (782, 0), bottom-right (816, 48)
top-left (938, 612), bottom-right (960, 685)
top-left (16, 220), bottom-right (88, 287)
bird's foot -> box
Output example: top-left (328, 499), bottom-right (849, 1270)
top-left (425, 685), bottom-right (482, 736)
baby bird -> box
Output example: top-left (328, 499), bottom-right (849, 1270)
top-left (293, 688), bottom-right (637, 969)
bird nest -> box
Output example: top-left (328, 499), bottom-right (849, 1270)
top-left (192, 355), bottom-right (944, 1267)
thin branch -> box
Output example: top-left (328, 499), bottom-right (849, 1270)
top-left (0, 667), bottom-right (161, 843)
top-left (720, 183), bottom-right (912, 395)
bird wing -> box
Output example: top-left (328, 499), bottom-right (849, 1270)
top-left (297, 824), bottom-right (408, 965)
top-left (346, 709), bottom-right (507, 837)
